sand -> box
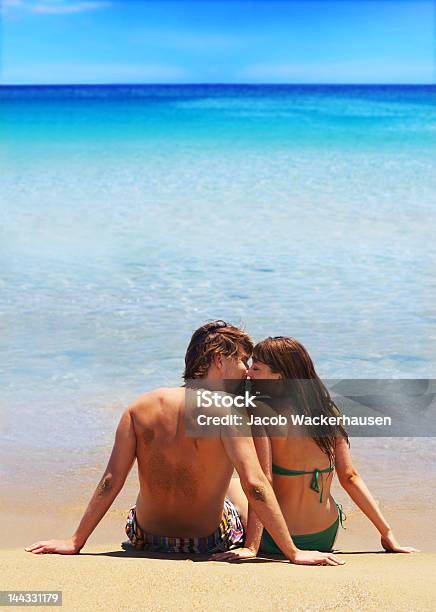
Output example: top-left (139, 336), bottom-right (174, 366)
top-left (2, 483), bottom-right (435, 611)
top-left (2, 444), bottom-right (436, 611)
top-left (1, 546), bottom-right (435, 612)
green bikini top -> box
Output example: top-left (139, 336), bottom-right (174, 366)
top-left (272, 463), bottom-right (335, 503)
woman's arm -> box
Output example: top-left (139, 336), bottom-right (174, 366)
top-left (335, 436), bottom-right (418, 553)
top-left (25, 408), bottom-right (137, 554)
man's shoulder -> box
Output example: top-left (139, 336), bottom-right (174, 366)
top-left (129, 387), bottom-right (184, 414)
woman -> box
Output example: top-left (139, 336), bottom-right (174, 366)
top-left (214, 336), bottom-right (417, 561)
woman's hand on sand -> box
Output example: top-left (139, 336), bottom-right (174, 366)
top-left (291, 550), bottom-right (345, 566)
top-left (210, 547), bottom-right (257, 562)
top-left (381, 531), bottom-right (419, 553)
top-left (25, 538), bottom-right (81, 555)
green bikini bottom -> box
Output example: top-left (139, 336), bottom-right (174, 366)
top-left (261, 503), bottom-right (346, 554)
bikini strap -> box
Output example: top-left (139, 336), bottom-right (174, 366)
top-left (310, 469), bottom-right (322, 501)
top-left (272, 463), bottom-right (335, 503)
top-left (310, 466), bottom-right (334, 503)
top-left (335, 502), bottom-right (347, 529)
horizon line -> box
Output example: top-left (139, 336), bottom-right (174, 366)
top-left (1, 82), bottom-right (435, 87)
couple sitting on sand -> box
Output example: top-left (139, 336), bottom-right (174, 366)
top-left (25, 321), bottom-right (417, 564)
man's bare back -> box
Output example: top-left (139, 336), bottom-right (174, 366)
top-left (133, 387), bottom-right (235, 537)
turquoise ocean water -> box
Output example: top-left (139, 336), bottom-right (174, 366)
top-left (1, 85), bottom-right (435, 463)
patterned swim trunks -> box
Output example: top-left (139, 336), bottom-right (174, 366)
top-left (125, 498), bottom-right (245, 554)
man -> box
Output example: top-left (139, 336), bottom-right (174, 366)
top-left (25, 320), bottom-right (343, 566)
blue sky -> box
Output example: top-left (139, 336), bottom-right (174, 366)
top-left (1, 0), bottom-right (435, 84)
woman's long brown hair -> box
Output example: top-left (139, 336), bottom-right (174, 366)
top-left (253, 336), bottom-right (349, 465)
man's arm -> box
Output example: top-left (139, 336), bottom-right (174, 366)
top-left (228, 405), bottom-right (277, 557)
top-left (25, 407), bottom-right (137, 554)
top-left (221, 434), bottom-right (343, 565)
top-left (212, 435), bottom-right (272, 561)
top-left (244, 435), bottom-right (272, 553)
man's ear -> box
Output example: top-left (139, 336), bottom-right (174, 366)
top-left (213, 354), bottom-right (224, 372)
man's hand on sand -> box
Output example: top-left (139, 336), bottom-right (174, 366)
top-left (381, 531), bottom-right (419, 553)
top-left (291, 550), bottom-right (344, 566)
top-left (25, 538), bottom-right (81, 555)
top-left (210, 547), bottom-right (257, 562)
top-left (211, 548), bottom-right (344, 565)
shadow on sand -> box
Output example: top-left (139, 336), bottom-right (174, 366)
top-left (79, 542), bottom-right (386, 562)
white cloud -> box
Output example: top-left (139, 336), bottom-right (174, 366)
top-left (0, 0), bottom-right (23, 14)
top-left (32, 1), bottom-right (110, 14)
top-left (2, 0), bottom-right (111, 16)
